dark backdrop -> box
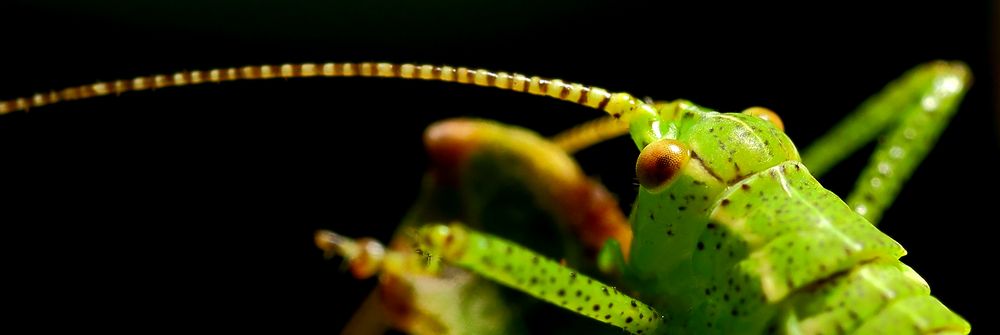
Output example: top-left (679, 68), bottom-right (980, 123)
top-left (0, 1), bottom-right (995, 333)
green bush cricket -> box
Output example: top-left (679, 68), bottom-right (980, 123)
top-left (0, 60), bottom-right (972, 334)
top-left (3, 1), bottom-right (997, 334)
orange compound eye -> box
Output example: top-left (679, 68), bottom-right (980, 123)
top-left (742, 106), bottom-right (785, 132)
top-left (636, 139), bottom-right (691, 192)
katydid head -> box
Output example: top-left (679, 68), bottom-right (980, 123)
top-left (632, 100), bottom-right (800, 193)
top-left (627, 100), bottom-right (802, 279)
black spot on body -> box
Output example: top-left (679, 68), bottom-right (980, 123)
top-left (741, 184), bottom-right (751, 191)
top-left (697, 242), bottom-right (704, 250)
top-left (593, 304), bottom-right (600, 311)
top-left (626, 317), bottom-right (633, 323)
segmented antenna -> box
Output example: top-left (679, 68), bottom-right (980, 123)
top-left (0, 62), bottom-right (656, 121)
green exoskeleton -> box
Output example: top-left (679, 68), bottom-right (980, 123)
top-left (0, 61), bottom-right (970, 334)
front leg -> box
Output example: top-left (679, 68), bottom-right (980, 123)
top-left (415, 223), bottom-right (664, 335)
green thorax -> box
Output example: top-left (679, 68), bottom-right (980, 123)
top-left (624, 101), bottom-right (906, 334)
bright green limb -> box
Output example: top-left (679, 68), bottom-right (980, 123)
top-left (801, 61), bottom-right (971, 224)
top-left (416, 223), bottom-right (663, 335)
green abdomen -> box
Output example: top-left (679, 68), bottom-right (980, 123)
top-left (655, 161), bottom-right (968, 334)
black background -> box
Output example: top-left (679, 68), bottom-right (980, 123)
top-left (0, 1), bottom-right (995, 333)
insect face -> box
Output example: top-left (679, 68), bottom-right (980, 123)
top-left (631, 100), bottom-right (800, 188)
top-left (628, 102), bottom-right (802, 282)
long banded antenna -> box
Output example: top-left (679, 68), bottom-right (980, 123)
top-left (0, 62), bottom-right (656, 121)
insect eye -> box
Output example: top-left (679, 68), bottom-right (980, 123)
top-left (636, 139), bottom-right (691, 192)
top-left (742, 106), bottom-right (785, 132)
